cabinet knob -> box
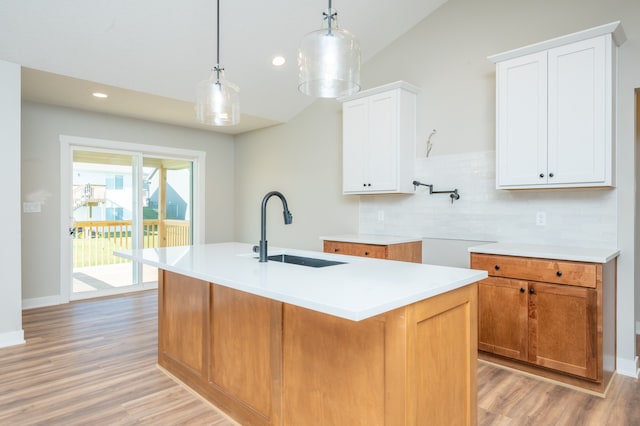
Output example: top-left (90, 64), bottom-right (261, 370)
top-left (549, 172), bottom-right (554, 178)
top-left (334, 248), bottom-right (339, 253)
top-left (367, 183), bottom-right (372, 187)
top-left (363, 183), bottom-right (367, 187)
top-left (494, 265), bottom-right (500, 271)
top-left (556, 271), bottom-right (562, 277)
top-left (529, 288), bottom-right (535, 295)
top-left (539, 173), bottom-right (545, 178)
top-left (364, 251), bottom-right (370, 256)
top-left (520, 288), bottom-right (525, 293)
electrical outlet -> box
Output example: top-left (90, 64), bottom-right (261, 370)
top-left (377, 210), bottom-right (385, 222)
top-left (536, 211), bottom-right (547, 226)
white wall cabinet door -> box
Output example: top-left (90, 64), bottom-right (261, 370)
top-left (547, 37), bottom-right (607, 186)
top-left (366, 91), bottom-right (398, 192)
top-left (341, 81), bottom-right (417, 195)
top-left (342, 99), bottom-right (368, 193)
top-left (497, 51), bottom-right (548, 187)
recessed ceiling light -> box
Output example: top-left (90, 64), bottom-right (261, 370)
top-left (272, 56), bottom-right (286, 67)
top-left (92, 92), bottom-right (108, 98)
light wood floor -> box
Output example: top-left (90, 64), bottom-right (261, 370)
top-left (1, 291), bottom-right (639, 425)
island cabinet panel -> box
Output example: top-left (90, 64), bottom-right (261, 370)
top-left (410, 285), bottom-right (478, 426)
top-left (283, 305), bottom-right (386, 425)
top-left (282, 284), bottom-right (477, 426)
top-left (158, 270), bottom-right (208, 376)
top-left (209, 285), bottom-right (283, 423)
top-left (158, 269), bottom-right (478, 425)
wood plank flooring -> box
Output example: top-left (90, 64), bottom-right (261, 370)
top-left (1, 291), bottom-right (639, 425)
top-left (0, 291), bottom-right (234, 426)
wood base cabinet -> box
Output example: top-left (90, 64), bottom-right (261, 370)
top-left (323, 240), bottom-right (422, 263)
top-left (158, 269), bottom-right (478, 425)
top-left (471, 253), bottom-right (616, 394)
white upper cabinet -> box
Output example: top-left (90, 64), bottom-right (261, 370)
top-left (340, 81), bottom-right (418, 194)
top-left (489, 22), bottom-right (625, 189)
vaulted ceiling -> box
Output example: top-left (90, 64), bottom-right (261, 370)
top-left (1, 0), bottom-right (446, 134)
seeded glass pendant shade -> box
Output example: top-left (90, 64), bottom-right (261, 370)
top-left (195, 0), bottom-right (240, 126)
top-left (196, 68), bottom-right (239, 126)
top-left (298, 1), bottom-right (361, 98)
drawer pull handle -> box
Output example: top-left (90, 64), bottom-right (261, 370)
top-left (556, 271), bottom-right (562, 277)
top-left (520, 288), bottom-right (525, 293)
top-left (494, 265), bottom-right (500, 270)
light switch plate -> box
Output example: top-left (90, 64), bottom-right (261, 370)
top-left (23, 202), bottom-right (41, 213)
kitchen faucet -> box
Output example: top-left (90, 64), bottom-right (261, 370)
top-left (258, 191), bottom-right (293, 262)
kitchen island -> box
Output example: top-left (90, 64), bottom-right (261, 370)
top-left (117, 243), bottom-right (487, 425)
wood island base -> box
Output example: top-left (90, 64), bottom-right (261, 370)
top-left (158, 269), bottom-right (478, 425)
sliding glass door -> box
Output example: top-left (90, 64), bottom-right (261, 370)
top-left (70, 149), bottom-right (193, 299)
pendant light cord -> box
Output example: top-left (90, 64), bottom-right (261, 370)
top-left (216, 0), bottom-right (220, 66)
top-left (214, 0), bottom-right (223, 81)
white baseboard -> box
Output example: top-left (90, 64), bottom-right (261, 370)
top-left (70, 282), bottom-right (157, 302)
top-left (23, 285), bottom-right (158, 309)
top-left (617, 356), bottom-right (640, 379)
top-left (22, 295), bottom-right (66, 310)
top-left (0, 329), bottom-right (25, 348)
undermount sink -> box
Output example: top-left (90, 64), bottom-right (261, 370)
top-left (267, 254), bottom-right (346, 268)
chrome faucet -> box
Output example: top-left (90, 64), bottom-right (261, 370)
top-left (259, 191), bottom-right (293, 262)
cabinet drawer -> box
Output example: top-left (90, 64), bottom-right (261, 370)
top-left (323, 241), bottom-right (388, 259)
top-left (471, 254), bottom-right (596, 288)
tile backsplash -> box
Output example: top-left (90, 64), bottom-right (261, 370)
top-left (359, 151), bottom-right (617, 249)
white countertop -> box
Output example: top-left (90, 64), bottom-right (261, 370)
top-left (319, 234), bottom-right (422, 245)
top-left (468, 242), bottom-right (620, 263)
top-left (117, 242), bottom-right (486, 321)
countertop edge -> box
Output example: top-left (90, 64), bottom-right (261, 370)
top-left (468, 243), bottom-right (620, 264)
top-left (319, 234), bottom-right (423, 245)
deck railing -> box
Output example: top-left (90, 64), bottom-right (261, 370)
top-left (73, 220), bottom-right (190, 268)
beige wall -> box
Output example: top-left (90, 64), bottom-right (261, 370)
top-left (0, 60), bottom-right (23, 346)
top-left (234, 99), bottom-right (359, 251)
top-left (21, 101), bottom-right (235, 300)
top-left (233, 0), bottom-right (640, 375)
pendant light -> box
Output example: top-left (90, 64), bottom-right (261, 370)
top-left (298, 0), bottom-right (361, 98)
top-left (195, 0), bottom-right (239, 126)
